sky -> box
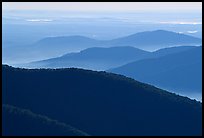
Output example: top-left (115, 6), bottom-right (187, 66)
top-left (2, 2), bottom-right (202, 12)
top-left (2, 2), bottom-right (202, 67)
top-left (2, 2), bottom-right (202, 47)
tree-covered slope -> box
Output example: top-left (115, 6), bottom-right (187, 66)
top-left (2, 104), bottom-right (89, 136)
top-left (2, 65), bottom-right (202, 136)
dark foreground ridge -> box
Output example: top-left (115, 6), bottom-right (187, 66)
top-left (2, 104), bottom-right (90, 136)
top-left (2, 65), bottom-right (202, 136)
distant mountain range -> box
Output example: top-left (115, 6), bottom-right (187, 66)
top-left (2, 65), bottom-right (202, 136)
top-left (34, 30), bottom-right (201, 52)
top-left (22, 46), bottom-right (150, 70)
top-left (107, 30), bottom-right (201, 50)
top-left (22, 45), bottom-right (198, 70)
top-left (4, 30), bottom-right (202, 64)
top-left (109, 46), bottom-right (202, 100)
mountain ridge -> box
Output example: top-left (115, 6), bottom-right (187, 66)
top-left (2, 104), bottom-right (90, 136)
top-left (109, 46), bottom-right (202, 100)
top-left (2, 64), bottom-right (202, 136)
top-left (19, 46), bottom-right (198, 71)
top-left (3, 30), bottom-right (202, 64)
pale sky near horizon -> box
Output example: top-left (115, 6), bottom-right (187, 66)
top-left (2, 2), bottom-right (202, 12)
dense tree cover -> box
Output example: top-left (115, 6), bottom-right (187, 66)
top-left (2, 104), bottom-right (90, 136)
top-left (2, 65), bottom-right (202, 136)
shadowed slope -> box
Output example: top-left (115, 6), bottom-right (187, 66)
top-left (2, 65), bottom-right (202, 136)
top-left (2, 104), bottom-right (90, 136)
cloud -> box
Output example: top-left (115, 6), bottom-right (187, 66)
top-left (26, 19), bottom-right (53, 22)
top-left (159, 21), bottom-right (202, 25)
top-left (178, 30), bottom-right (198, 34)
top-left (187, 30), bottom-right (198, 34)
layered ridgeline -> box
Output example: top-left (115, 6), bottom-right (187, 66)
top-left (109, 46), bottom-right (202, 101)
top-left (2, 65), bottom-right (202, 136)
top-left (22, 46), bottom-right (150, 70)
top-left (14, 46), bottom-right (202, 101)
top-left (32, 30), bottom-right (202, 52)
top-left (107, 30), bottom-right (201, 50)
top-left (4, 30), bottom-right (201, 64)
top-left (2, 104), bottom-right (90, 136)
top-left (19, 46), bottom-right (197, 70)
